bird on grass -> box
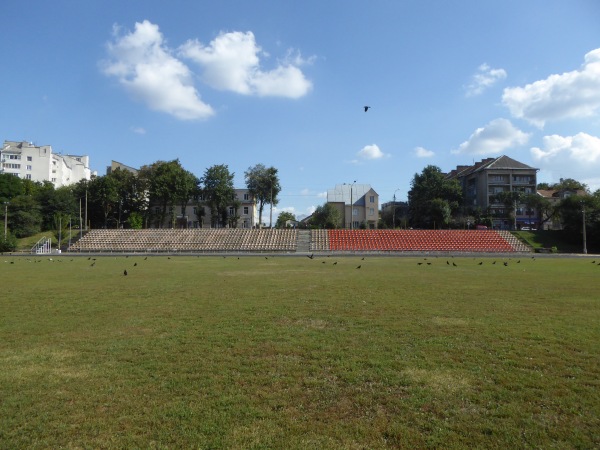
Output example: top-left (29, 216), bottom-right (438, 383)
top-left (123, 269), bottom-right (128, 276)
top-left (446, 261), bottom-right (450, 265)
top-left (591, 260), bottom-right (596, 264)
top-left (492, 261), bottom-right (497, 265)
top-left (503, 262), bottom-right (508, 266)
top-left (333, 262), bottom-right (338, 265)
top-left (452, 262), bottom-right (457, 267)
top-left (322, 261), bottom-right (326, 264)
top-left (417, 262), bottom-right (423, 265)
top-left (478, 262), bottom-right (483, 265)
top-left (144, 257), bottom-right (148, 260)
top-left (426, 262), bottom-right (432, 266)
top-left (307, 254), bottom-right (314, 259)
top-left (356, 265), bottom-right (362, 269)
top-left (364, 106), bottom-right (371, 112)
top-left (517, 260), bottom-right (521, 264)
top-left (133, 262), bottom-right (137, 267)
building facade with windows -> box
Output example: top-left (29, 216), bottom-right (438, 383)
top-left (154, 189), bottom-right (258, 229)
top-left (446, 155), bottom-right (538, 230)
top-left (1, 140), bottom-right (93, 187)
top-left (327, 184), bottom-right (379, 229)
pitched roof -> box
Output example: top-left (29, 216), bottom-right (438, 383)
top-left (447, 155), bottom-right (538, 179)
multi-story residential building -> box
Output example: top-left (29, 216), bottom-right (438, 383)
top-left (327, 183), bottom-right (379, 229)
top-left (1, 140), bottom-right (94, 187)
top-left (446, 155), bottom-right (538, 230)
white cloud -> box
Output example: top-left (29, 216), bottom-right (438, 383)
top-left (130, 126), bottom-right (146, 135)
top-left (531, 133), bottom-right (600, 192)
top-left (179, 31), bottom-right (313, 98)
top-left (452, 118), bottom-right (530, 155)
top-left (531, 132), bottom-right (600, 164)
top-left (414, 146), bottom-right (435, 158)
top-left (357, 144), bottom-right (389, 160)
top-left (317, 191), bottom-right (327, 198)
top-left (502, 48), bottom-right (600, 127)
top-left (102, 20), bottom-right (214, 120)
top-left (465, 63), bottom-right (507, 97)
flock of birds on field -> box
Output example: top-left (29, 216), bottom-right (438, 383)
top-left (3, 253), bottom-right (600, 276)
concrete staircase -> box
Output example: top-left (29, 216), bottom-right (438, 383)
top-left (296, 229), bottom-right (311, 253)
top-left (498, 231), bottom-right (532, 252)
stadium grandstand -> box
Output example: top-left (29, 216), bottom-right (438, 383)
top-left (67, 229), bottom-right (531, 254)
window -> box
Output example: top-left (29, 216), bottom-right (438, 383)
top-left (27, 156), bottom-right (32, 161)
top-left (8, 154), bottom-right (21, 160)
top-left (369, 196), bottom-right (375, 203)
top-left (244, 193), bottom-right (250, 200)
top-left (27, 165), bottom-right (32, 171)
top-left (243, 206), bottom-right (249, 215)
top-left (4, 163), bottom-right (21, 169)
top-left (193, 207), bottom-right (197, 215)
top-left (26, 174), bottom-right (32, 180)
top-left (154, 207), bottom-right (160, 214)
top-left (353, 208), bottom-right (358, 216)
top-left (369, 208), bottom-right (374, 216)
top-left (229, 207), bottom-right (235, 216)
top-left (181, 206), bottom-right (186, 215)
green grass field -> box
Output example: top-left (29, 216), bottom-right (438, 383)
top-left (1, 254), bottom-right (599, 448)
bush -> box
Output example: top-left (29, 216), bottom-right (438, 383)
top-left (0, 233), bottom-right (18, 252)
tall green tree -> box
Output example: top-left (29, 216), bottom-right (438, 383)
top-left (0, 173), bottom-right (25, 202)
top-left (201, 164), bottom-right (236, 228)
top-left (407, 165), bottom-right (462, 228)
top-left (275, 211), bottom-right (296, 228)
top-left (311, 203), bottom-right (342, 229)
top-left (140, 160), bottom-right (198, 228)
top-left (245, 164), bottom-right (281, 228)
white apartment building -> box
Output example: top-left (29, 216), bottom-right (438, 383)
top-left (1, 140), bottom-right (94, 187)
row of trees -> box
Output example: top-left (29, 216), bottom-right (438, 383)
top-left (0, 161), bottom-right (283, 251)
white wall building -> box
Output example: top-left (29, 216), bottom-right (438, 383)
top-left (1, 140), bottom-right (94, 187)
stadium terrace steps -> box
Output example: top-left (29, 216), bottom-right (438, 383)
top-left (67, 228), bottom-right (532, 253)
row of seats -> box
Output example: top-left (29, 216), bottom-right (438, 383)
top-left (68, 229), bottom-right (527, 253)
top-left (327, 230), bottom-right (518, 252)
top-left (69, 229), bottom-right (298, 252)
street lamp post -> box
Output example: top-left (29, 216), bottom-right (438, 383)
top-left (582, 204), bottom-right (588, 255)
top-left (350, 180), bottom-right (356, 229)
top-left (3, 202), bottom-right (8, 240)
top-left (393, 188), bottom-right (400, 229)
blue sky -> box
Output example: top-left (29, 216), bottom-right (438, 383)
top-left (2, 1), bottom-right (600, 220)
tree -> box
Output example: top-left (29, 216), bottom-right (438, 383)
top-left (7, 195), bottom-right (42, 238)
top-left (245, 164), bottom-right (281, 228)
top-left (140, 160), bottom-right (198, 228)
top-left (408, 165), bottom-right (462, 228)
top-left (0, 173), bottom-right (25, 202)
top-left (276, 211), bottom-right (296, 228)
top-left (494, 190), bottom-right (523, 230)
top-left (201, 164), bottom-right (236, 228)
top-left (311, 203), bottom-right (342, 229)
top-left (107, 168), bottom-right (149, 228)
